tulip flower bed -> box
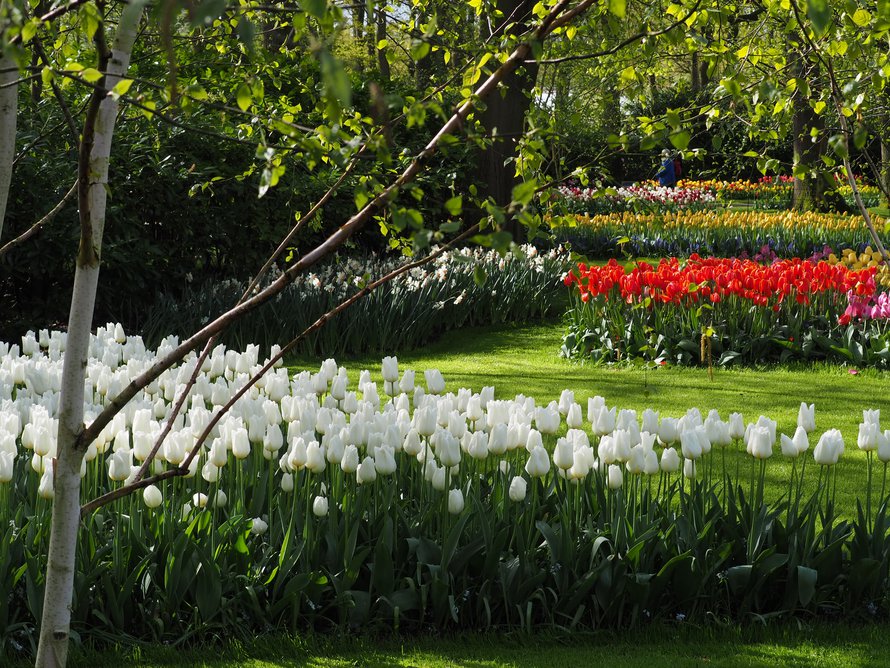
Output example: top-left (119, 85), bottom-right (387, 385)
top-left (678, 177), bottom-right (880, 209)
top-left (140, 244), bottom-right (570, 357)
top-left (5, 327), bottom-right (890, 656)
top-left (549, 209), bottom-right (883, 259)
top-left (562, 256), bottom-right (890, 367)
top-left (555, 183), bottom-right (718, 215)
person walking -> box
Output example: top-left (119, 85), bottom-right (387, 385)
top-left (657, 149), bottom-right (676, 188)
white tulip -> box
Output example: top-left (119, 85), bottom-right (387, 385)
top-left (356, 456), bottom-right (377, 484)
top-left (858, 422), bottom-right (879, 452)
top-left (660, 447), bottom-right (680, 473)
top-left (306, 441), bottom-right (326, 473)
top-left (447, 488), bottom-right (464, 514)
top-left (797, 403), bottom-right (816, 433)
top-left (143, 484), bottom-right (163, 509)
top-left (607, 464), bottom-right (623, 490)
top-left (683, 458), bottom-right (697, 480)
top-left (399, 369), bottom-right (415, 394)
top-left (780, 434), bottom-right (799, 458)
top-left (280, 472), bottom-right (294, 493)
top-left (250, 517), bottom-right (268, 535)
top-left (0, 451), bottom-right (13, 483)
top-left (525, 445), bottom-right (550, 478)
top-left (382, 356), bottom-right (399, 383)
top-left (680, 430), bottom-right (702, 460)
top-left (509, 476), bottom-right (527, 502)
top-left (312, 496), bottom-right (329, 517)
top-left (341, 444), bottom-right (359, 473)
top-left (374, 445), bottom-right (397, 475)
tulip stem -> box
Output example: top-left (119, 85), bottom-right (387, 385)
top-left (881, 462), bottom-right (888, 512)
top-left (867, 451), bottom-right (873, 530)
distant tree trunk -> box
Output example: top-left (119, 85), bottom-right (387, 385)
top-left (0, 54), bottom-right (17, 242)
top-left (34, 4), bottom-right (145, 667)
top-left (691, 50), bottom-right (701, 92)
top-left (791, 57), bottom-right (827, 211)
top-left (881, 137), bottom-right (890, 208)
top-left (376, 9), bottom-right (390, 81)
top-left (477, 0), bottom-right (538, 240)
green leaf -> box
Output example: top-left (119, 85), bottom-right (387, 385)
top-left (851, 8), bottom-right (871, 26)
top-left (796, 566), bottom-right (818, 607)
top-left (808, 0), bottom-right (832, 35)
top-left (111, 79), bottom-right (133, 98)
top-left (511, 180), bottom-right (537, 206)
top-left (444, 195), bottom-right (462, 216)
top-left (80, 68), bottom-right (104, 84)
top-left (236, 82), bottom-right (252, 111)
top-left (853, 125), bottom-right (868, 150)
top-left (191, 0), bottom-right (228, 26)
top-left (21, 19), bottom-right (40, 43)
top-left (670, 130), bottom-right (691, 150)
top-left (828, 133), bottom-right (848, 159)
top-left (302, 0), bottom-right (327, 19)
top-left (318, 48), bottom-right (352, 111)
top-left (474, 264), bottom-right (487, 286)
top-left (236, 17), bottom-right (256, 55)
top-left (78, 4), bottom-right (101, 40)
top-left (608, 0), bottom-right (626, 18)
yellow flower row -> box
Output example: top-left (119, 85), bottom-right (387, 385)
top-left (828, 246), bottom-right (890, 287)
top-left (553, 210), bottom-right (884, 233)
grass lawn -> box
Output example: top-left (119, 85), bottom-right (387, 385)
top-left (294, 319), bottom-right (889, 514)
top-left (27, 623), bottom-right (890, 668)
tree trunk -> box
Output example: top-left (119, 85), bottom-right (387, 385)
top-left (791, 56), bottom-right (827, 211)
top-left (881, 137), bottom-right (890, 208)
top-left (376, 9), bottom-right (390, 81)
top-left (477, 0), bottom-right (539, 240)
top-left (691, 50), bottom-right (701, 92)
top-left (0, 54), bottom-right (17, 242)
top-left (34, 5), bottom-right (145, 667)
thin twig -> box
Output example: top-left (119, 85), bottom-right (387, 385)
top-left (0, 181), bottom-right (78, 258)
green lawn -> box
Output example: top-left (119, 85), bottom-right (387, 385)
top-left (295, 319), bottom-right (889, 514)
top-left (31, 624), bottom-right (890, 668)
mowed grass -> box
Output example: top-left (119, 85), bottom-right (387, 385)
top-left (293, 319), bottom-right (890, 514)
top-left (28, 624), bottom-right (890, 668)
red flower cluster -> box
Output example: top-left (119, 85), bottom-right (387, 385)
top-left (563, 256), bottom-right (877, 309)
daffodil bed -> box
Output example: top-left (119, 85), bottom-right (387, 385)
top-left (4, 325), bottom-right (890, 655)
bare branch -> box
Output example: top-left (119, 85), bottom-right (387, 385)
top-left (0, 181), bottom-right (78, 258)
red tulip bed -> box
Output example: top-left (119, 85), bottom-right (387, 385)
top-left (562, 255), bottom-right (890, 366)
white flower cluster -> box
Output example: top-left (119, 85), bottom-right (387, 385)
top-left (3, 326), bottom-right (884, 517)
top-left (289, 244), bottom-right (567, 297)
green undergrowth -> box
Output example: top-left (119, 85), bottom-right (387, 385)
top-left (24, 623), bottom-right (890, 668)
top-left (291, 319), bottom-right (890, 515)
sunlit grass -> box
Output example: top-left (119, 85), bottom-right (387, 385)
top-left (40, 623), bottom-right (890, 668)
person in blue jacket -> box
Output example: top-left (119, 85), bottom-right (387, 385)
top-left (657, 149), bottom-right (676, 187)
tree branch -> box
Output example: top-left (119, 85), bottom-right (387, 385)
top-left (81, 220), bottom-right (482, 516)
top-left (74, 0), bottom-right (595, 451)
top-left (0, 181), bottom-right (77, 258)
top-left (533, 0), bottom-right (702, 65)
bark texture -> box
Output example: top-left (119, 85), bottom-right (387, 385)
top-left (34, 5), bottom-right (145, 666)
top-left (0, 54), bottom-right (17, 241)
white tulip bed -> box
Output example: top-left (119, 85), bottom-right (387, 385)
top-left (2, 324), bottom-right (890, 649)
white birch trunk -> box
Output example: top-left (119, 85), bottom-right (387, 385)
top-left (0, 54), bottom-right (17, 241)
top-left (35, 5), bottom-right (145, 667)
